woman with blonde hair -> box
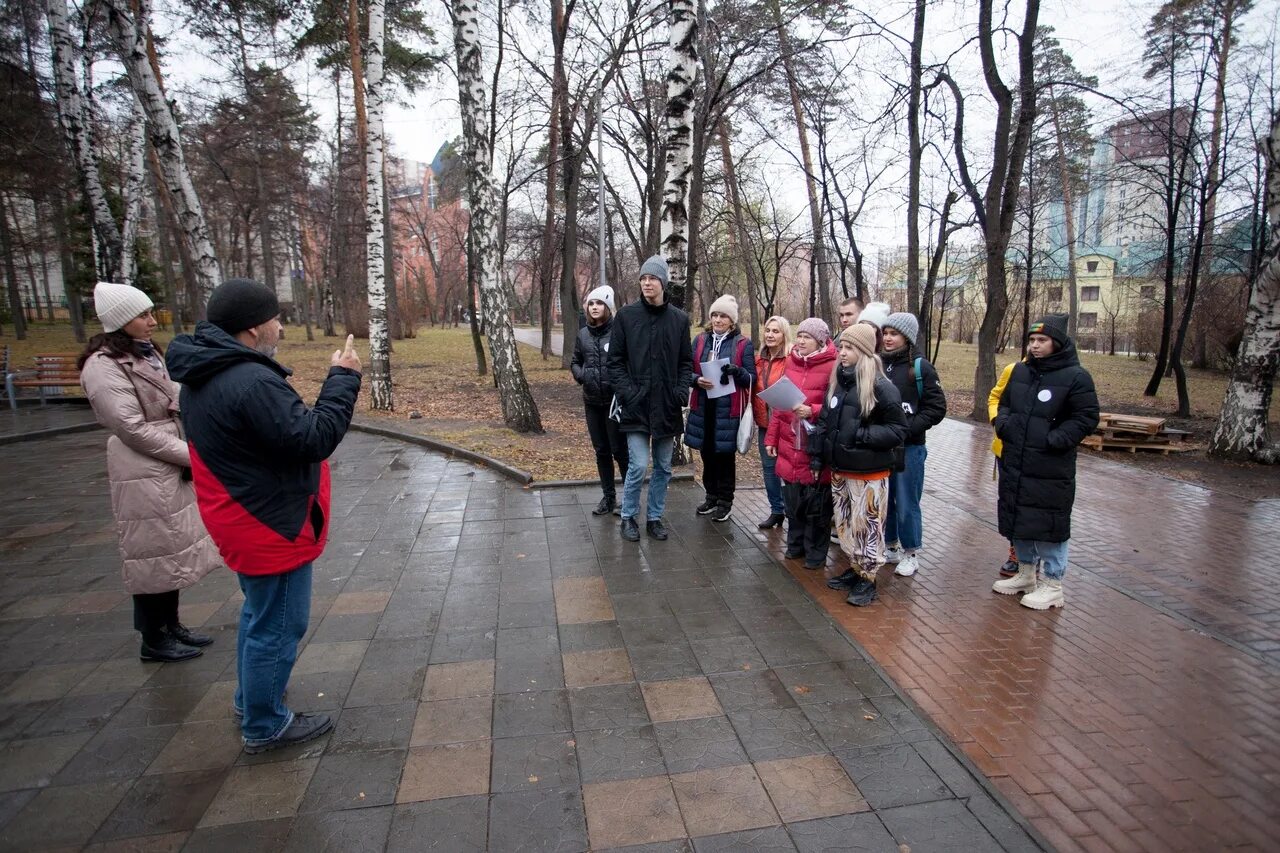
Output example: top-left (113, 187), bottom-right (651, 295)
top-left (816, 324), bottom-right (908, 606)
top-left (752, 315), bottom-right (793, 528)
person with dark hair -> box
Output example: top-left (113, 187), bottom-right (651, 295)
top-left (166, 278), bottom-right (362, 753)
top-left (78, 282), bottom-right (221, 663)
top-left (991, 314), bottom-right (1099, 610)
top-left (572, 285), bottom-right (628, 516)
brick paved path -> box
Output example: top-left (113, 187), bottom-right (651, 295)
top-left (0, 426), bottom-right (1036, 852)
top-left (737, 418), bottom-right (1280, 853)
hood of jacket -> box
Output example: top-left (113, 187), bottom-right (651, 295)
top-left (1028, 337), bottom-right (1080, 373)
top-left (788, 341), bottom-right (837, 370)
top-left (882, 346), bottom-right (915, 367)
top-left (166, 321), bottom-right (291, 388)
top-left (587, 317), bottom-right (613, 337)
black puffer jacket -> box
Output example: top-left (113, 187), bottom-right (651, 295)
top-left (606, 298), bottom-right (695, 438)
top-left (881, 348), bottom-right (947, 445)
top-left (571, 320), bottom-right (615, 406)
top-left (995, 339), bottom-right (1099, 542)
top-left (817, 368), bottom-right (909, 474)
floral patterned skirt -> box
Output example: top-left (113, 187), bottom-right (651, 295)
top-left (831, 472), bottom-right (890, 581)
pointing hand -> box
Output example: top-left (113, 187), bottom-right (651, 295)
top-left (332, 334), bottom-right (362, 372)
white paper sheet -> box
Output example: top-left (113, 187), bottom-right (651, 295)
top-left (699, 358), bottom-right (734, 398)
top-left (757, 376), bottom-right (806, 411)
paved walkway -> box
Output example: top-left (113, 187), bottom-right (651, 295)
top-left (0, 422), bottom-right (1035, 852)
top-left (737, 418), bottom-right (1280, 852)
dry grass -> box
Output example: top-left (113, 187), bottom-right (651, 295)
top-left (8, 321), bottom-right (1272, 481)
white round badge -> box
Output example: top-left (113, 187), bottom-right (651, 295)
top-left (1037, 389), bottom-right (1052, 402)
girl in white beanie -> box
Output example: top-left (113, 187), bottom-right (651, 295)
top-left (571, 286), bottom-right (628, 515)
top-left (78, 282), bottom-right (221, 662)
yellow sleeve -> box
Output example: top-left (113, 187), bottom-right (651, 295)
top-left (988, 362), bottom-right (1016, 423)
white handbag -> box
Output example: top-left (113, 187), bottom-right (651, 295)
top-left (736, 386), bottom-right (755, 455)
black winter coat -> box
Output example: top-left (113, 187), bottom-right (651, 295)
top-left (606, 299), bottom-right (695, 438)
top-left (571, 320), bottom-right (615, 406)
top-left (994, 340), bottom-right (1100, 542)
top-left (881, 348), bottom-right (947, 445)
top-left (817, 370), bottom-right (909, 475)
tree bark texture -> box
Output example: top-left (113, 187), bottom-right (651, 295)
top-left (47, 0), bottom-right (122, 284)
top-left (0, 195), bottom-right (28, 339)
top-left (451, 0), bottom-right (542, 432)
top-left (905, 0), bottom-right (925, 315)
top-left (364, 0), bottom-right (393, 410)
top-left (1210, 114), bottom-right (1280, 463)
top-left (102, 0), bottom-right (221, 301)
top-left (119, 94), bottom-right (147, 286)
top-left (659, 0), bottom-right (698, 308)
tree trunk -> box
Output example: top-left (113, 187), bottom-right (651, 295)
top-left (905, 0), bottom-right (924, 315)
top-left (718, 116), bottom-right (764, 338)
top-left (452, 0), bottom-right (542, 432)
top-left (1210, 114), bottom-right (1280, 463)
top-left (103, 0), bottom-right (221, 301)
top-left (0, 195), bottom-right (27, 339)
top-left (47, 0), bottom-right (123, 283)
top-left (537, 0), bottom-right (565, 358)
top-left (1047, 86), bottom-right (1080, 337)
top-left (148, 147), bottom-right (200, 322)
top-left (659, 0), bottom-right (698, 308)
top-left (466, 229), bottom-right (487, 375)
top-left (119, 94), bottom-right (147, 285)
top-left (362, 0), bottom-right (393, 410)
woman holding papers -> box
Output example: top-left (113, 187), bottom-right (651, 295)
top-left (685, 295), bottom-right (755, 522)
top-left (764, 318), bottom-right (837, 570)
top-left (752, 316), bottom-right (793, 529)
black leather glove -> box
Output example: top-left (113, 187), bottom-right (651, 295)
top-left (719, 363), bottom-right (732, 385)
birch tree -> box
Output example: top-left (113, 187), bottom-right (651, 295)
top-left (659, 0), bottom-right (698, 307)
top-left (1210, 113), bottom-right (1279, 463)
top-left (364, 0), bottom-right (392, 409)
top-left (451, 0), bottom-right (542, 432)
top-left (119, 96), bottom-right (147, 285)
top-left (46, 0), bottom-right (122, 283)
top-left (101, 0), bottom-right (222, 299)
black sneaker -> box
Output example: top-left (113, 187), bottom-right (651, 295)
top-left (709, 504), bottom-right (733, 523)
top-left (592, 496), bottom-right (616, 516)
top-left (826, 570), bottom-right (857, 590)
top-left (168, 623), bottom-right (214, 647)
top-left (845, 578), bottom-right (877, 607)
top-left (999, 559), bottom-right (1019, 578)
top-left (140, 634), bottom-right (203, 663)
top-left (757, 513), bottom-right (785, 529)
top-left (784, 548), bottom-right (805, 559)
top-left (803, 560), bottom-right (825, 571)
top-left (646, 519), bottom-right (669, 540)
top-left (620, 517), bottom-right (640, 542)
top-left (242, 712), bottom-right (333, 754)
top-left (695, 498), bottom-right (718, 515)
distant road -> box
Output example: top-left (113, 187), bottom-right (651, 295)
top-left (514, 327), bottom-right (564, 357)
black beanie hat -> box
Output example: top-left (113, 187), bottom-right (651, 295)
top-left (1028, 313), bottom-right (1070, 347)
top-left (206, 278), bottom-right (280, 335)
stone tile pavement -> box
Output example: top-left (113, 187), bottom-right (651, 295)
top-left (0, 423), bottom-right (1038, 852)
top-left (737, 417), bottom-right (1280, 853)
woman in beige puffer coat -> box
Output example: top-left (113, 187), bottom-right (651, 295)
top-left (79, 282), bottom-right (222, 663)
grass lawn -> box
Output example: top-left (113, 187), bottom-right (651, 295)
top-left (5, 321), bottom-right (1275, 484)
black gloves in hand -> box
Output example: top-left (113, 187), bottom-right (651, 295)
top-left (720, 363), bottom-right (748, 385)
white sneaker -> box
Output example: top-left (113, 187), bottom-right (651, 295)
top-left (884, 545), bottom-right (903, 564)
top-left (894, 553), bottom-right (919, 577)
top-left (993, 563), bottom-right (1037, 595)
top-left (1021, 578), bottom-right (1065, 610)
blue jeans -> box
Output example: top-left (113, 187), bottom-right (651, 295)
top-left (621, 433), bottom-right (674, 521)
top-left (1012, 539), bottom-right (1069, 580)
top-left (757, 429), bottom-right (784, 514)
top-left (886, 444), bottom-right (927, 551)
top-left (235, 562), bottom-right (312, 744)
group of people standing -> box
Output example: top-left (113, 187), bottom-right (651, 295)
top-left (575, 256), bottom-right (1099, 611)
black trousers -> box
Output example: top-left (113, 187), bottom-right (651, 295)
top-left (133, 591), bottom-right (180, 640)
top-left (584, 401), bottom-right (628, 499)
top-left (699, 401), bottom-right (737, 506)
top-left (784, 481), bottom-right (833, 564)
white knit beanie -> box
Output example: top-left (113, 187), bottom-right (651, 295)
top-left (708, 294), bottom-right (739, 324)
top-left (584, 285), bottom-right (616, 315)
top-left (858, 301), bottom-right (891, 330)
top-left (93, 281), bottom-right (154, 333)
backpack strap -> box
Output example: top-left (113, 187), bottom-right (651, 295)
top-left (913, 357), bottom-right (924, 401)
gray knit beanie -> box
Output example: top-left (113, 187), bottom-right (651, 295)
top-left (885, 312), bottom-right (920, 347)
top-left (639, 255), bottom-right (669, 289)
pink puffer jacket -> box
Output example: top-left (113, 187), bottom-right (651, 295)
top-left (80, 349), bottom-right (221, 594)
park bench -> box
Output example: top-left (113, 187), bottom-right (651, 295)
top-left (5, 353), bottom-right (82, 411)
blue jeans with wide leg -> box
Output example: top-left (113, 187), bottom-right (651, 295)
top-left (886, 444), bottom-right (927, 551)
top-left (757, 429), bottom-right (785, 515)
top-left (621, 433), bottom-right (675, 521)
top-left (1012, 539), bottom-right (1069, 580)
top-left (235, 562), bottom-right (312, 746)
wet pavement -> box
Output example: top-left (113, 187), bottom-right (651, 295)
top-left (0, 417), bottom-right (1037, 852)
top-left (737, 418), bottom-right (1280, 853)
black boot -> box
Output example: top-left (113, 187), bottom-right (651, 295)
top-left (593, 496), bottom-right (616, 516)
top-left (845, 577), bottom-right (877, 607)
top-left (695, 497), bottom-right (717, 515)
top-left (169, 623), bottom-right (214, 647)
top-left (757, 512), bottom-right (785, 530)
top-left (646, 519), bottom-right (669, 540)
top-left (827, 570), bottom-right (857, 590)
top-left (620, 517), bottom-right (640, 542)
top-left (140, 632), bottom-right (203, 663)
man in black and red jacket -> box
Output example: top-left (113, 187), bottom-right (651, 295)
top-left (166, 278), bottom-right (362, 754)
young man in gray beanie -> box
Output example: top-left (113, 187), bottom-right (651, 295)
top-left (880, 312), bottom-right (946, 577)
top-left (606, 255), bottom-right (695, 541)
top-left (166, 278), bottom-right (363, 753)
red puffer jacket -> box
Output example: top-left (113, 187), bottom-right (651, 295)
top-left (764, 342), bottom-right (837, 484)
top-left (753, 351), bottom-right (789, 429)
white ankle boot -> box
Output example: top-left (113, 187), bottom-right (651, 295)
top-left (1021, 578), bottom-right (1065, 610)
top-left (992, 562), bottom-right (1037, 595)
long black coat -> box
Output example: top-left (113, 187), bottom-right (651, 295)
top-left (606, 298), bottom-right (695, 439)
top-left (994, 340), bottom-right (1100, 542)
top-left (571, 320), bottom-right (615, 406)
